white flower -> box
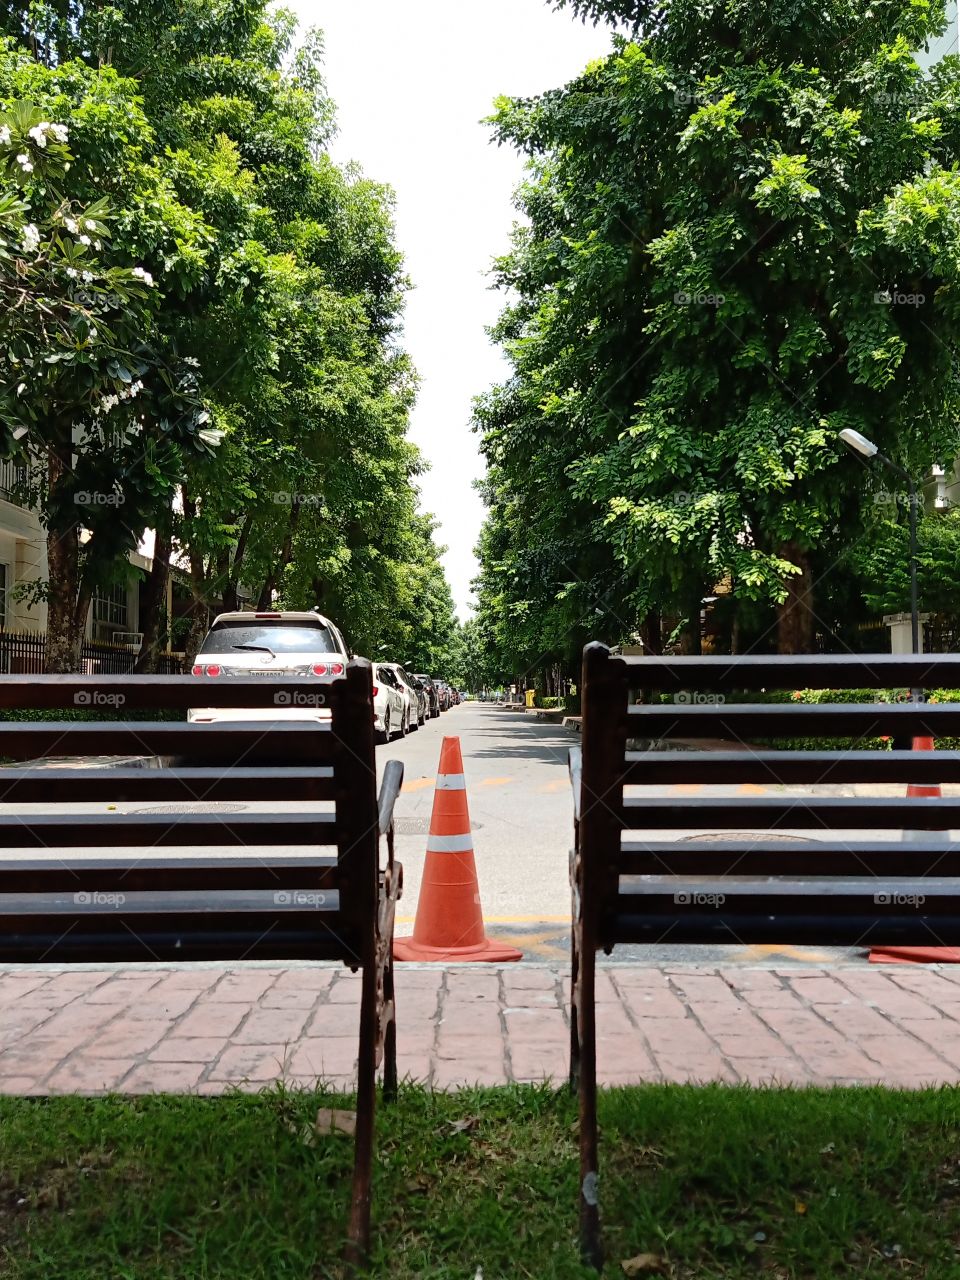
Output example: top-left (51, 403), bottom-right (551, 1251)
top-left (27, 125), bottom-right (48, 148)
top-left (15, 154), bottom-right (33, 172)
top-left (81, 271), bottom-right (94, 283)
top-left (83, 219), bottom-right (96, 232)
top-left (15, 384), bottom-right (25, 396)
top-left (78, 235), bottom-right (91, 246)
top-left (89, 327), bottom-right (97, 338)
top-left (49, 123), bottom-right (68, 143)
top-left (64, 217), bottom-right (78, 234)
top-left (94, 240), bottom-right (102, 251)
top-left (131, 266), bottom-right (154, 287)
top-left (183, 357), bottom-right (200, 368)
top-left (65, 267), bottom-right (78, 279)
top-left (0, 126), bottom-right (10, 146)
top-left (21, 223), bottom-right (39, 253)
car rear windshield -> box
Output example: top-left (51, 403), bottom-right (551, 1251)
top-left (199, 622), bottom-right (338, 655)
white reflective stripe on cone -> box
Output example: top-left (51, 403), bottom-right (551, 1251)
top-left (426, 833), bottom-right (474, 853)
top-left (435, 773), bottom-right (467, 790)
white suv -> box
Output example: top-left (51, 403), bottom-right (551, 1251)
top-left (188, 610), bottom-right (350, 723)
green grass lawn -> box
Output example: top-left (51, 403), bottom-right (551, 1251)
top-left (2, 1083), bottom-right (960, 1278)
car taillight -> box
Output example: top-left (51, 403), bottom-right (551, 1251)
top-left (191, 664), bottom-right (203, 677)
top-left (331, 662), bottom-right (345, 676)
top-left (371, 685), bottom-right (379, 697)
top-left (205, 665), bottom-right (222, 678)
top-left (312, 663), bottom-right (329, 677)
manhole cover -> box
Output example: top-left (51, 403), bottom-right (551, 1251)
top-left (394, 817), bottom-right (483, 836)
top-left (682, 832), bottom-right (816, 843)
top-left (134, 802), bottom-right (249, 814)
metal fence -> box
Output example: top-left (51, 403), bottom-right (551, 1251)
top-left (0, 631), bottom-right (185, 675)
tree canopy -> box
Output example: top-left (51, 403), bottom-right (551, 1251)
top-left (474, 0), bottom-right (960, 682)
top-left (0, 3), bottom-right (461, 674)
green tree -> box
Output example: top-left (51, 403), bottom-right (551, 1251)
top-left (2, 4), bottom-right (460, 672)
top-left (476, 0), bottom-right (960, 669)
top-left (0, 74), bottom-right (213, 670)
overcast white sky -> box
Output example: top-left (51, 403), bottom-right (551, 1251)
top-left (283, 1), bottom-right (620, 616)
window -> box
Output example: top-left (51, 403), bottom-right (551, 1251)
top-left (0, 563), bottom-right (8, 626)
top-left (92, 583), bottom-right (128, 628)
top-left (0, 462), bottom-right (27, 501)
top-left (199, 621), bottom-right (337, 655)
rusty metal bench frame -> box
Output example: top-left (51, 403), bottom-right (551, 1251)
top-left (0, 658), bottom-right (401, 1268)
top-left (569, 642), bottom-right (960, 1268)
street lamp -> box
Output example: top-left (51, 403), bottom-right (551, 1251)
top-left (838, 428), bottom-right (920, 653)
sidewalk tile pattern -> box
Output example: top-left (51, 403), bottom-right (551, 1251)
top-left (0, 965), bottom-right (959, 1094)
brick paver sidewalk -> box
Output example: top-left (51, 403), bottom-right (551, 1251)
top-left (0, 963), bottom-right (959, 1094)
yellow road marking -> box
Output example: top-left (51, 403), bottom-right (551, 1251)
top-left (738, 783), bottom-right (768, 795)
top-left (672, 783), bottom-right (704, 794)
top-left (736, 943), bottom-right (836, 962)
top-left (401, 777), bottom-right (435, 793)
top-left (491, 930), bottom-right (564, 959)
top-left (540, 779), bottom-right (568, 794)
top-left (480, 776), bottom-right (515, 787)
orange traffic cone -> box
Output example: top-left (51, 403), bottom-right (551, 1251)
top-left (906, 737), bottom-right (942, 800)
top-left (394, 737), bottom-right (522, 963)
top-left (870, 736), bottom-right (953, 964)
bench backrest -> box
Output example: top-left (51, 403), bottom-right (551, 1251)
top-left (574, 643), bottom-right (960, 952)
top-left (0, 659), bottom-right (389, 964)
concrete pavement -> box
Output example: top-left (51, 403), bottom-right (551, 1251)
top-left (2, 961), bottom-right (960, 1093)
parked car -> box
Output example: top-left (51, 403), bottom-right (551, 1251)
top-left (413, 674), bottom-right (441, 718)
top-left (381, 662), bottom-right (425, 729)
top-left (373, 663), bottom-right (408, 742)
top-left (189, 610), bottom-right (350, 723)
top-left (434, 681), bottom-right (451, 712)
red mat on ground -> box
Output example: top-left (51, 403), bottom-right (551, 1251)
top-left (870, 947), bottom-right (960, 964)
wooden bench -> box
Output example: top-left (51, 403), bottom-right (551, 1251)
top-left (568, 643), bottom-right (960, 1268)
top-left (0, 659), bottom-right (402, 1268)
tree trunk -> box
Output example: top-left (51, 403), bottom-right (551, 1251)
top-left (221, 512), bottom-right (253, 614)
top-left (133, 529), bottom-right (171, 673)
top-left (776, 543), bottom-right (816, 655)
top-left (678, 594), bottom-right (703, 656)
top-left (641, 611), bottom-right (662, 655)
top-left (257, 503), bottom-right (301, 610)
top-left (45, 441), bottom-right (84, 674)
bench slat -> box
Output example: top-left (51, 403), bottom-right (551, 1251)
top-left (0, 811), bottom-right (336, 847)
top-left (617, 652), bottom-right (960, 692)
top-left (0, 856), bottom-right (338, 892)
top-left (0, 767), bottom-right (335, 803)
top-left (610, 908), bottom-right (960, 947)
top-left (627, 702), bottom-right (960, 737)
top-left (620, 841), bottom-right (960, 877)
top-left (0, 722), bottom-right (335, 763)
top-left (621, 796), bottom-right (960, 828)
top-left (622, 750), bottom-right (960, 786)
top-left (0, 675), bottom-right (346, 711)
top-left (0, 920), bottom-right (349, 963)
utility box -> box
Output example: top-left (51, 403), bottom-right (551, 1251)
top-left (883, 613), bottom-right (931, 654)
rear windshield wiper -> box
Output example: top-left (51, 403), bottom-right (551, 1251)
top-left (232, 643), bottom-right (277, 658)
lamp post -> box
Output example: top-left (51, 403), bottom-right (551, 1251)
top-left (838, 428), bottom-right (920, 654)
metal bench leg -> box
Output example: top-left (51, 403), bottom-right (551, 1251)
top-left (345, 952), bottom-right (378, 1272)
top-left (578, 935), bottom-right (603, 1270)
top-left (570, 913), bottom-right (582, 1095)
top-left (382, 940), bottom-right (398, 1104)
